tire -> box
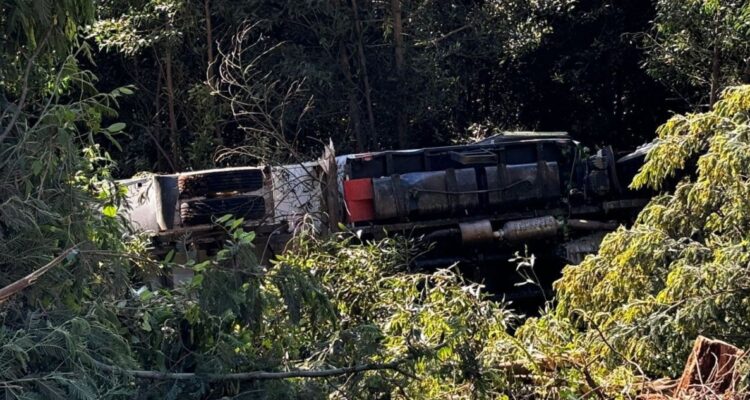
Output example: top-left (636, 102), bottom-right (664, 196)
top-left (180, 195), bottom-right (267, 226)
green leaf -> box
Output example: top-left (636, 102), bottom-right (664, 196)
top-left (216, 249), bottom-right (231, 261)
top-left (164, 249), bottom-right (175, 263)
top-left (118, 184), bottom-right (129, 196)
top-left (106, 122), bottom-right (126, 133)
top-left (141, 313), bottom-right (152, 332)
top-left (229, 218), bottom-right (245, 231)
top-left (31, 160), bottom-right (43, 176)
top-left (139, 290), bottom-right (153, 301)
top-left (193, 260), bottom-right (211, 272)
top-left (216, 214), bottom-right (233, 224)
top-left (103, 130), bottom-right (122, 151)
top-left (236, 231), bottom-right (256, 245)
top-left (102, 204), bottom-right (117, 218)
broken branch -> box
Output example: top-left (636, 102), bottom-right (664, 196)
top-left (0, 246), bottom-right (77, 304)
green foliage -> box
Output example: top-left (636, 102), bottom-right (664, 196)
top-left (498, 0), bottom-right (675, 148)
top-left (518, 86), bottom-right (750, 397)
top-left (643, 0), bottom-right (750, 105)
top-left (0, 47), bottom-right (131, 286)
top-left (90, 0), bottom-right (227, 172)
top-left (109, 220), bottom-right (520, 398)
top-left (84, 0), bottom-right (677, 173)
top-left (0, 316), bottom-right (130, 400)
top-left (1, 0), bottom-right (95, 55)
top-left (1, 203), bottom-right (521, 398)
top-left (214, 0), bottom-right (572, 160)
top-left (273, 230), bottom-right (519, 399)
top-left (9, 1), bottom-right (750, 398)
top-left (0, 2), bottom-right (144, 396)
top-left (91, 0), bottom-right (195, 55)
top-left (89, 0), bottom-right (579, 172)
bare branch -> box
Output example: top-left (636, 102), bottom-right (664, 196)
top-left (212, 20), bottom-right (315, 165)
top-left (0, 246), bottom-right (77, 304)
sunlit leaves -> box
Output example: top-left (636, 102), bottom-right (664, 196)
top-left (276, 231), bottom-right (518, 398)
top-left (91, 0), bottom-right (192, 55)
top-left (521, 86), bottom-right (750, 394)
top-left (642, 0), bottom-right (750, 104)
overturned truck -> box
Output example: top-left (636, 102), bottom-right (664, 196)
top-left (120, 132), bottom-right (651, 302)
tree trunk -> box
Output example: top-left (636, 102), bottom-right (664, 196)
top-left (391, 0), bottom-right (407, 148)
top-left (331, 0), bottom-right (365, 151)
top-left (153, 62), bottom-right (166, 171)
top-left (709, 14), bottom-right (722, 108)
top-left (164, 48), bottom-right (180, 172)
top-left (351, 0), bottom-right (378, 149)
top-left (339, 44), bottom-right (366, 151)
top-left (709, 42), bottom-right (721, 107)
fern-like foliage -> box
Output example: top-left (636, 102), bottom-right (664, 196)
top-left (517, 85), bottom-right (750, 397)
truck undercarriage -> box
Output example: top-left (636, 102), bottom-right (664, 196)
top-left (120, 132), bottom-right (651, 306)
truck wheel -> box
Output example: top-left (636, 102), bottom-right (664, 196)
top-left (180, 195), bottom-right (266, 225)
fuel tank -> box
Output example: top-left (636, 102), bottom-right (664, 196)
top-left (371, 162), bottom-right (560, 220)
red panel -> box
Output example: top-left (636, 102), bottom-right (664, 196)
top-left (343, 178), bottom-right (375, 222)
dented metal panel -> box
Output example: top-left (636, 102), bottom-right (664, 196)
top-left (117, 133), bottom-right (652, 290)
top-left (370, 162), bottom-right (560, 220)
top-left (121, 176), bottom-right (162, 233)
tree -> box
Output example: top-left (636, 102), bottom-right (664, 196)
top-left (1, 0), bottom-right (96, 144)
top-left (212, 0), bottom-right (571, 159)
top-left (517, 85), bottom-right (750, 397)
top-left (92, 0), bottom-right (205, 171)
top-left (493, 0), bottom-right (674, 149)
top-left (643, 0), bottom-right (750, 107)
top-left (0, 1), bottom-right (141, 397)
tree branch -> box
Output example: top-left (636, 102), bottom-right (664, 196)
top-left (415, 24), bottom-right (472, 48)
top-left (0, 246), bottom-right (77, 303)
top-left (92, 359), bottom-right (415, 381)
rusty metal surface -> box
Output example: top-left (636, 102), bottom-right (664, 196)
top-left (180, 195), bottom-right (266, 225)
top-left (177, 168), bottom-right (264, 198)
top-left (173, 166), bottom-right (274, 229)
top-left (459, 220), bottom-right (495, 244)
top-left (498, 216), bottom-right (559, 241)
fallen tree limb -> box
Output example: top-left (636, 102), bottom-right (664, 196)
top-left (92, 359), bottom-right (416, 381)
top-left (0, 246), bottom-right (78, 304)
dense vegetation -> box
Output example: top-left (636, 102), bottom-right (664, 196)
top-left (2, 0), bottom-right (750, 398)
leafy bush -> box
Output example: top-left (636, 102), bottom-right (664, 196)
top-left (0, 211), bottom-right (525, 399)
top-left (518, 85), bottom-right (750, 397)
